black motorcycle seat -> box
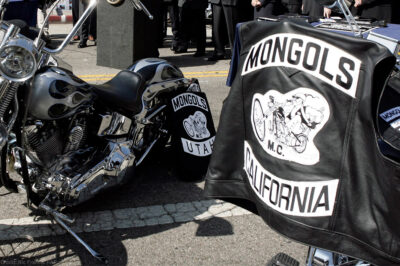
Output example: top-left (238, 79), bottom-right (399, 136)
top-left (92, 70), bottom-right (146, 115)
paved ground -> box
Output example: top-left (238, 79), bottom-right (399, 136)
top-left (0, 21), bottom-right (309, 265)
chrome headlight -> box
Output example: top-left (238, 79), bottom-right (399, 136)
top-left (0, 38), bottom-right (38, 82)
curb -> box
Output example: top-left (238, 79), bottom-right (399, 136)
top-left (49, 14), bottom-right (73, 23)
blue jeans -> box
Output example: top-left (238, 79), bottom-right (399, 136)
top-left (4, 1), bottom-right (38, 27)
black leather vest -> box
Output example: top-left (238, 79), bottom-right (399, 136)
top-left (205, 20), bottom-right (399, 265)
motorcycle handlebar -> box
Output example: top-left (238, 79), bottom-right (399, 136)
top-left (133, 0), bottom-right (154, 20)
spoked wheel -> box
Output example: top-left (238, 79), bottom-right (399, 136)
top-left (252, 98), bottom-right (266, 141)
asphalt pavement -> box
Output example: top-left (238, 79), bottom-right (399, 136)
top-left (0, 22), bottom-right (309, 265)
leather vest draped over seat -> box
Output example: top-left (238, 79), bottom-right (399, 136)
top-left (204, 20), bottom-right (399, 265)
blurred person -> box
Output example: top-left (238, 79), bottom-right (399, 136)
top-left (78, 0), bottom-right (96, 48)
top-left (3, 0), bottom-right (38, 27)
top-left (282, 0), bottom-right (302, 14)
top-left (302, 0), bottom-right (324, 17)
top-left (72, 0), bottom-right (80, 40)
top-left (160, 0), bottom-right (181, 51)
top-left (252, 0), bottom-right (286, 18)
top-left (175, 0), bottom-right (208, 56)
top-left (352, 0), bottom-right (393, 22)
top-left (207, 0), bottom-right (251, 61)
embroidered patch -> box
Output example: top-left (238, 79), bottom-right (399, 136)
top-left (244, 141), bottom-right (339, 217)
top-left (242, 33), bottom-right (361, 98)
top-left (251, 88), bottom-right (330, 165)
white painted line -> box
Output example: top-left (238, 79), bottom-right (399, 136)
top-left (0, 200), bottom-right (252, 241)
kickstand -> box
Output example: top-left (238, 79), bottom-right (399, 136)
top-left (53, 215), bottom-right (109, 264)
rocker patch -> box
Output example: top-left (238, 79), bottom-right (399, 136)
top-left (244, 141), bottom-right (339, 217)
top-left (251, 88), bottom-right (330, 165)
top-left (380, 106), bottom-right (400, 122)
top-left (172, 93), bottom-right (209, 112)
top-left (181, 137), bottom-right (215, 157)
top-left (242, 33), bottom-right (361, 98)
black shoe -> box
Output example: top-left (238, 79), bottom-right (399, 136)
top-left (205, 54), bottom-right (225, 61)
top-left (193, 51), bottom-right (205, 57)
top-left (78, 42), bottom-right (87, 48)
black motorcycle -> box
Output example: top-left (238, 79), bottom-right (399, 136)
top-left (0, 0), bottom-right (215, 262)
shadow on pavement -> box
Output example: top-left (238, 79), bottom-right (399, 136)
top-left (0, 146), bottom-right (234, 264)
top-left (195, 217), bottom-right (234, 237)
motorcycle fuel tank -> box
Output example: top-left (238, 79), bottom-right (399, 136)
top-left (29, 67), bottom-right (93, 120)
top-left (128, 58), bottom-right (184, 83)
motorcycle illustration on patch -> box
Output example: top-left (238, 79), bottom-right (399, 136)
top-left (251, 88), bottom-right (330, 165)
top-left (183, 111), bottom-right (211, 140)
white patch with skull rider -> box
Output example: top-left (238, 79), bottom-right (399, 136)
top-left (181, 111), bottom-right (214, 157)
top-left (251, 88), bottom-right (330, 165)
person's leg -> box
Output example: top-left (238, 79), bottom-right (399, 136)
top-left (88, 7), bottom-right (96, 41)
top-left (211, 3), bottom-right (226, 57)
top-left (25, 1), bottom-right (38, 27)
top-left (193, 7), bottom-right (206, 56)
top-left (221, 5), bottom-right (238, 53)
top-left (79, 1), bottom-right (89, 47)
top-left (72, 0), bottom-right (79, 25)
top-left (72, 0), bottom-right (80, 40)
top-left (169, 0), bottom-right (181, 50)
top-left (175, 4), bottom-right (189, 53)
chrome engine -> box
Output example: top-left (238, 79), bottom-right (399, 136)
top-left (43, 140), bottom-right (135, 206)
top-left (12, 112), bottom-right (136, 207)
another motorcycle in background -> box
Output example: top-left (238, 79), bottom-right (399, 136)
top-left (0, 0), bottom-right (214, 263)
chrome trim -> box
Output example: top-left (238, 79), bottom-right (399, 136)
top-left (0, 37), bottom-right (39, 82)
top-left (97, 112), bottom-right (132, 136)
top-left (135, 137), bottom-right (158, 166)
top-left (326, 0), bottom-right (361, 37)
top-left (7, 94), bottom-right (18, 134)
top-left (0, 23), bottom-right (19, 47)
top-left (59, 140), bottom-right (136, 204)
top-left (131, 78), bottom-right (189, 148)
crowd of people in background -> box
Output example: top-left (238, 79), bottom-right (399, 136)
top-left (1, 0), bottom-right (398, 59)
top-left (161, 0), bottom-right (397, 61)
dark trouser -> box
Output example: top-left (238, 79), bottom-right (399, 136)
top-left (212, 3), bottom-right (238, 56)
top-left (72, 0), bottom-right (79, 25)
top-left (161, 1), bottom-right (180, 48)
top-left (3, 1), bottom-right (38, 27)
top-left (180, 5), bottom-right (207, 52)
top-left (80, 3), bottom-right (97, 43)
